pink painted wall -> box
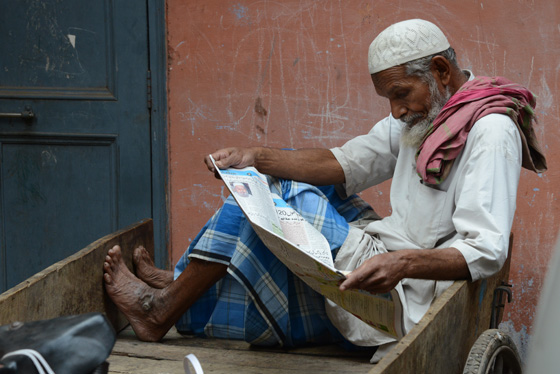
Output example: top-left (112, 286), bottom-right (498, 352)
top-left (166, 0), bottom-right (560, 357)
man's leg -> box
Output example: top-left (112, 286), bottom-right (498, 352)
top-left (133, 246), bottom-right (173, 289)
top-left (105, 196), bottom-right (246, 342)
top-left (105, 182), bottom-right (375, 345)
top-left (103, 245), bottom-right (227, 342)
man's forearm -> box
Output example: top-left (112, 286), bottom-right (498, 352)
top-left (395, 247), bottom-right (472, 281)
top-left (252, 147), bottom-right (346, 185)
top-left (340, 247), bottom-right (471, 294)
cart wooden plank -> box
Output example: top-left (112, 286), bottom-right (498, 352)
top-left (0, 219), bottom-right (154, 331)
top-left (108, 327), bottom-right (373, 374)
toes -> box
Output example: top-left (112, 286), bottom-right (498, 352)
top-left (133, 247), bottom-right (143, 263)
top-left (108, 245), bottom-right (120, 254)
top-left (108, 245), bottom-right (123, 260)
top-left (113, 246), bottom-right (123, 260)
top-left (103, 261), bottom-right (117, 278)
top-left (133, 246), bottom-right (152, 266)
top-left (103, 272), bottom-right (112, 284)
top-left (135, 246), bottom-right (147, 257)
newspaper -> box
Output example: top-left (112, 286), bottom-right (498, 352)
top-left (210, 156), bottom-right (404, 339)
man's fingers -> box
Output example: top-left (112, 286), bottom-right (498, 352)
top-left (214, 157), bottom-right (232, 169)
top-left (340, 275), bottom-right (391, 294)
top-left (204, 155), bottom-right (216, 173)
top-left (339, 274), bottom-right (373, 292)
top-left (206, 149), bottom-right (236, 172)
top-left (338, 256), bottom-right (397, 294)
top-left (212, 148), bottom-right (241, 169)
top-left (339, 273), bottom-right (357, 291)
top-left (205, 147), bottom-right (257, 174)
top-left (339, 281), bottom-right (352, 292)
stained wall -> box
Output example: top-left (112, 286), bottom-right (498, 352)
top-left (166, 0), bottom-right (560, 359)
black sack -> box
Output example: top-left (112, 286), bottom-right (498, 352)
top-left (0, 313), bottom-right (116, 374)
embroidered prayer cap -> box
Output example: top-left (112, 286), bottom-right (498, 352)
top-left (368, 19), bottom-right (450, 74)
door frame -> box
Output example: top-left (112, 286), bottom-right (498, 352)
top-left (148, 0), bottom-right (169, 269)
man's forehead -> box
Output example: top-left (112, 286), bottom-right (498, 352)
top-left (371, 66), bottom-right (414, 95)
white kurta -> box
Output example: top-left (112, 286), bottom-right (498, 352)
top-left (326, 105), bottom-right (523, 347)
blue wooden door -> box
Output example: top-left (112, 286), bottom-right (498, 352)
top-left (0, 0), bottom-right (155, 291)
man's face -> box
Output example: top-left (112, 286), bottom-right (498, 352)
top-left (233, 184), bottom-right (249, 197)
top-left (372, 65), bottom-right (451, 147)
top-left (372, 65), bottom-right (433, 124)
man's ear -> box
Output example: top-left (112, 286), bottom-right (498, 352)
top-left (430, 55), bottom-right (452, 86)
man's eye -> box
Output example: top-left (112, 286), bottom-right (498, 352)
top-left (396, 90), bottom-right (409, 99)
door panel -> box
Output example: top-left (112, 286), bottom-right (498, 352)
top-left (1, 0), bottom-right (116, 99)
top-left (0, 0), bottom-right (153, 291)
top-left (1, 135), bottom-right (117, 286)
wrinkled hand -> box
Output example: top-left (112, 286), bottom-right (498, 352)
top-left (339, 252), bottom-right (405, 294)
top-left (204, 147), bottom-right (258, 177)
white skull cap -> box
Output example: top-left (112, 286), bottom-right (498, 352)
top-left (368, 19), bottom-right (450, 74)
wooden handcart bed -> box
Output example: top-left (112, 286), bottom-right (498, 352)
top-left (0, 219), bottom-right (514, 374)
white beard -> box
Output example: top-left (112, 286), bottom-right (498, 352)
top-left (401, 84), bottom-right (452, 149)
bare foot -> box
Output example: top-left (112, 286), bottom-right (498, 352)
top-left (103, 245), bottom-right (175, 342)
top-left (133, 246), bottom-right (173, 289)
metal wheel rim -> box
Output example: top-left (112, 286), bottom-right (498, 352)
top-left (485, 345), bottom-right (521, 374)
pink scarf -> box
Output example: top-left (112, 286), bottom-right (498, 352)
top-left (416, 76), bottom-right (547, 184)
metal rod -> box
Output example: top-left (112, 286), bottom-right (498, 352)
top-left (0, 113), bottom-right (25, 118)
top-left (0, 106), bottom-right (35, 120)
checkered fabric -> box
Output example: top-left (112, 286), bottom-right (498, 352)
top-left (174, 179), bottom-right (374, 347)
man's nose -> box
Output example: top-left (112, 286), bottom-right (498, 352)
top-left (390, 101), bottom-right (407, 119)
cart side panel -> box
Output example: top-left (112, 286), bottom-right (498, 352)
top-left (370, 236), bottom-right (513, 374)
top-left (0, 219), bottom-right (154, 331)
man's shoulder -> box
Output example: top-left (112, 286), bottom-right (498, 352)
top-left (468, 113), bottom-right (522, 150)
top-left (470, 113), bottom-right (518, 137)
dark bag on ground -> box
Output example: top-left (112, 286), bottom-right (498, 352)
top-left (0, 312), bottom-right (116, 374)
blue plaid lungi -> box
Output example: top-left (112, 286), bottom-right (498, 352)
top-left (174, 178), bottom-right (374, 347)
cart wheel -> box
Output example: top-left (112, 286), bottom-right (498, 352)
top-left (463, 329), bottom-right (522, 374)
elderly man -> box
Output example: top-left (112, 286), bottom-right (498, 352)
top-left (103, 19), bottom-right (546, 362)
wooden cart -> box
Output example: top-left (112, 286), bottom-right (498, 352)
top-left (0, 219), bottom-right (521, 374)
